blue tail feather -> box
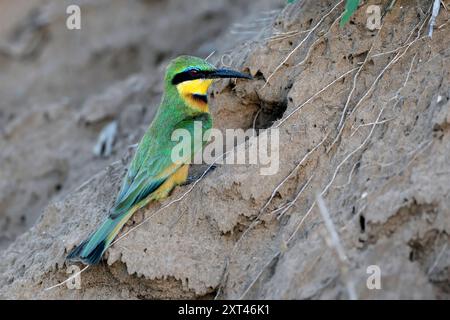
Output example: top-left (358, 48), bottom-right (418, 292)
top-left (66, 217), bottom-right (119, 265)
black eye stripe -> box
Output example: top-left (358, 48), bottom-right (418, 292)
top-left (192, 94), bottom-right (208, 103)
top-left (172, 70), bottom-right (211, 85)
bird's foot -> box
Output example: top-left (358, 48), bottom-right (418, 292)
top-left (181, 164), bottom-right (218, 186)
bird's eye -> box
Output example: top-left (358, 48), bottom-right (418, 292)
top-left (189, 69), bottom-right (199, 76)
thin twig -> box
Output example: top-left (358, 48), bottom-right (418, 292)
top-left (350, 118), bottom-right (395, 137)
top-left (427, 243), bottom-right (448, 275)
top-left (295, 13), bottom-right (343, 68)
top-left (252, 109), bottom-right (262, 131)
top-left (205, 51), bottom-right (216, 61)
top-left (276, 174), bottom-right (315, 219)
top-left (240, 105), bottom-right (387, 297)
top-left (336, 25), bottom-right (383, 132)
top-left (333, 161), bottom-right (360, 189)
top-left (263, 0), bottom-right (344, 88)
top-left (44, 265), bottom-right (89, 291)
top-left (329, 8), bottom-right (431, 151)
top-left (428, 0), bottom-right (442, 37)
top-left (260, 133), bottom-right (329, 213)
top-left (275, 67), bottom-right (359, 128)
top-left (316, 194), bottom-right (357, 300)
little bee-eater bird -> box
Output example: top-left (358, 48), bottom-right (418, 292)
top-left (67, 55), bottom-right (252, 265)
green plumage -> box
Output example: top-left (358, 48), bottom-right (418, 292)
top-left (67, 55), bottom-right (250, 265)
top-left (340, 0), bottom-right (360, 27)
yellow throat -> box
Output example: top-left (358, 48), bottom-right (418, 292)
top-left (176, 78), bottom-right (213, 113)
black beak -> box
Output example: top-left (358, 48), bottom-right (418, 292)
top-left (207, 68), bottom-right (252, 80)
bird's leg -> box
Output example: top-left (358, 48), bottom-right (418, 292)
top-left (182, 164), bottom-right (217, 185)
top-left (151, 164), bottom-right (190, 200)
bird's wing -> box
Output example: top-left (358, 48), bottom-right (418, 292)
top-left (109, 113), bottom-right (211, 219)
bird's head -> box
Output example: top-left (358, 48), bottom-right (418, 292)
top-left (165, 55), bottom-right (252, 113)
